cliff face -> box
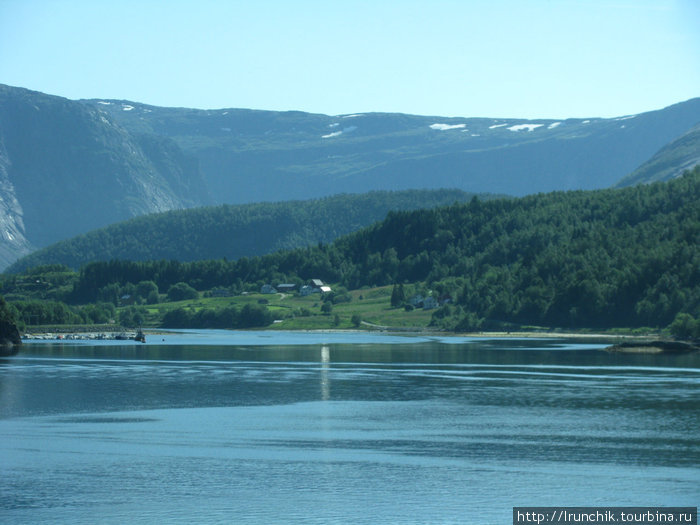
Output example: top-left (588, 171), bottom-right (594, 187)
top-left (0, 85), bottom-right (211, 269)
top-left (0, 136), bottom-right (34, 268)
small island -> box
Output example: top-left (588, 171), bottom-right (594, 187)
top-left (605, 340), bottom-right (699, 354)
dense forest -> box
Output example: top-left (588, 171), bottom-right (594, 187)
top-left (3, 168), bottom-right (698, 333)
top-left (7, 189), bottom-right (480, 272)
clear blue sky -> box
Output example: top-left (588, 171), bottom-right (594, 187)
top-left (1, 0), bottom-right (698, 119)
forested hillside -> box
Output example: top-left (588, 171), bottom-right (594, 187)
top-left (61, 168), bottom-right (699, 331)
top-left (7, 189), bottom-right (480, 272)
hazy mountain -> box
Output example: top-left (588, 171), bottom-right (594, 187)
top-left (615, 123), bottom-right (700, 187)
top-left (6, 189), bottom-right (484, 273)
top-left (87, 96), bottom-right (700, 203)
top-left (1, 83), bottom-right (698, 270)
top-left (0, 85), bottom-right (210, 265)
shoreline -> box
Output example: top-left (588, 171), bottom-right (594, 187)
top-left (22, 326), bottom-right (663, 342)
top-left (18, 328), bottom-right (698, 354)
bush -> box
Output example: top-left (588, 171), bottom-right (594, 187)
top-left (454, 312), bottom-right (484, 332)
top-left (167, 282), bottom-right (198, 302)
top-left (161, 307), bottom-right (193, 328)
top-left (669, 313), bottom-right (700, 340)
top-left (239, 303), bottom-right (274, 327)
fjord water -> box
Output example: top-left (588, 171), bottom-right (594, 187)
top-left (1, 331), bottom-right (698, 524)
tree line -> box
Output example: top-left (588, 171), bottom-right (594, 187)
top-left (5, 168), bottom-right (699, 332)
top-left (7, 189), bottom-right (477, 273)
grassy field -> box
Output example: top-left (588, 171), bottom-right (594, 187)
top-left (123, 285), bottom-right (435, 331)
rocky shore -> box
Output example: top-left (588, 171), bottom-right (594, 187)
top-left (23, 331), bottom-right (144, 341)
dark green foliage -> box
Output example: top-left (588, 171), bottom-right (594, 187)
top-left (79, 302), bottom-right (116, 324)
top-left (161, 303), bottom-right (273, 329)
top-left (669, 313), bottom-right (700, 340)
top-left (167, 282), bottom-right (198, 302)
top-left (8, 189), bottom-right (479, 272)
top-left (0, 295), bottom-right (17, 325)
top-left (136, 281), bottom-right (159, 302)
top-left (9, 298), bottom-right (115, 327)
top-left (12, 300), bottom-right (83, 325)
top-left (12, 168), bottom-right (700, 332)
top-left (390, 284), bottom-right (406, 307)
top-left (120, 306), bottom-right (147, 328)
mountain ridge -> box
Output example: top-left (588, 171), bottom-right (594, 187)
top-left (0, 83), bottom-right (698, 270)
top-left (84, 94), bottom-right (700, 201)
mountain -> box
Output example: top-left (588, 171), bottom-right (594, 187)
top-left (6, 189), bottom-right (483, 273)
top-left (86, 96), bottom-right (700, 203)
top-left (615, 123), bottom-right (700, 187)
top-left (0, 85), bottom-right (210, 266)
top-left (1, 83), bottom-right (699, 270)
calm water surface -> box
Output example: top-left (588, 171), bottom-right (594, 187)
top-left (1, 331), bottom-right (698, 524)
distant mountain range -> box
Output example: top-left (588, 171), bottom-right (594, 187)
top-left (91, 94), bottom-right (700, 203)
top-left (0, 83), bottom-right (698, 270)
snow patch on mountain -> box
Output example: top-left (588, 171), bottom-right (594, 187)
top-left (548, 122), bottom-right (562, 129)
top-left (489, 123), bottom-right (508, 129)
top-left (322, 125), bottom-right (358, 139)
top-left (430, 123), bottom-right (466, 131)
top-left (508, 124), bottom-right (543, 132)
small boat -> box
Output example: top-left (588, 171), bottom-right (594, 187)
top-left (134, 328), bottom-right (146, 343)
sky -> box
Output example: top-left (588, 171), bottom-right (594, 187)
top-left (1, 0), bottom-right (698, 119)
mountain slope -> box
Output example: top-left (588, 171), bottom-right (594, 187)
top-left (65, 169), bottom-right (700, 330)
top-left (6, 189), bottom-right (481, 272)
top-left (0, 85), bottom-right (210, 265)
top-left (88, 97), bottom-right (700, 202)
top-left (1, 84), bottom-right (698, 270)
top-left (616, 123), bottom-right (700, 187)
